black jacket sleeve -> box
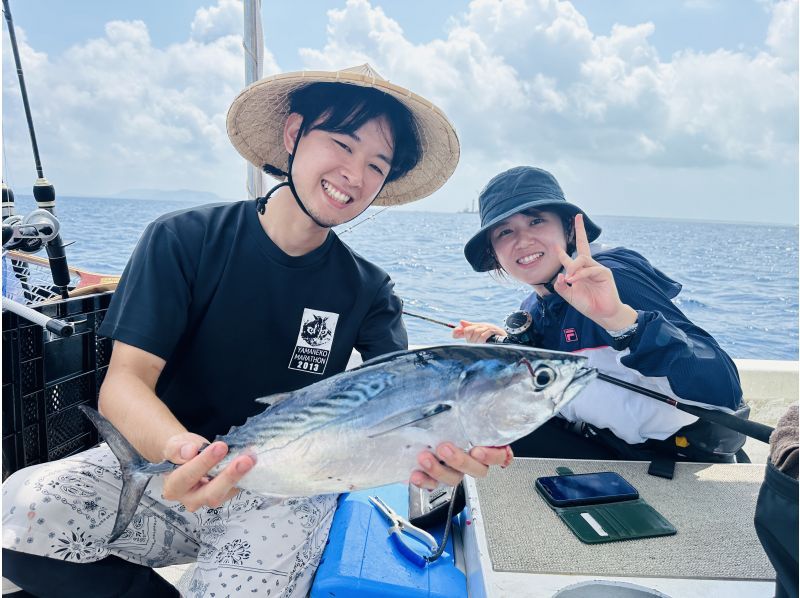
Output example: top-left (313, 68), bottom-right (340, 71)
top-left (611, 263), bottom-right (743, 411)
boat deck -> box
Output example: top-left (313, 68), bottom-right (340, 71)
top-left (463, 458), bottom-right (775, 597)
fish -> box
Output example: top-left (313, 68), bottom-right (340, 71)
top-left (79, 343), bottom-right (596, 541)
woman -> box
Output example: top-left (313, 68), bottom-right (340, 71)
top-left (455, 165), bottom-right (746, 462)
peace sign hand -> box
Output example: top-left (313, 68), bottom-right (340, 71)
top-left (552, 214), bottom-right (638, 331)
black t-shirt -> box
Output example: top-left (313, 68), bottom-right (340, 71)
top-left (99, 200), bottom-right (408, 439)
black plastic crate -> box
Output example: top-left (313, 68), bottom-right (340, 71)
top-left (2, 292), bottom-right (114, 479)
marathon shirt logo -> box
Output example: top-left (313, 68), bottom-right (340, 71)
top-left (289, 308), bottom-right (339, 375)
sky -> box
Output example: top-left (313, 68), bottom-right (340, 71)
top-left (2, 0), bottom-right (798, 223)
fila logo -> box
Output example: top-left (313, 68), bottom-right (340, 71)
top-left (563, 328), bottom-right (578, 343)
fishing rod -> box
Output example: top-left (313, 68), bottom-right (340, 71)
top-left (3, 0), bottom-right (72, 299)
top-left (402, 310), bottom-right (455, 329)
top-left (403, 309), bottom-right (775, 444)
top-left (2, 297), bottom-right (74, 337)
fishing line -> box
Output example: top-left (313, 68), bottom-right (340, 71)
top-left (424, 485), bottom-right (457, 564)
top-left (336, 205), bottom-right (391, 236)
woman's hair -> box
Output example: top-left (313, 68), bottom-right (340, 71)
top-left (288, 82), bottom-right (421, 183)
top-left (485, 208), bottom-right (576, 276)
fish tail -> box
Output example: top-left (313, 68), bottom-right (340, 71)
top-left (78, 405), bottom-right (154, 542)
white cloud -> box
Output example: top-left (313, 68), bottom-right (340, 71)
top-left (294, 0), bottom-right (795, 221)
top-left (2, 1), bottom-right (280, 199)
top-left (294, 0), bottom-right (797, 172)
top-left (766, 0), bottom-right (799, 69)
top-left (2, 0), bottom-right (796, 222)
top-left (662, 48), bottom-right (796, 164)
top-left (191, 0), bottom-right (243, 42)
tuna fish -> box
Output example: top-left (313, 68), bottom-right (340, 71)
top-left (80, 344), bottom-right (595, 541)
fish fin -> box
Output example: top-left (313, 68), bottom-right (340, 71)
top-left (255, 392), bottom-right (291, 406)
top-left (366, 403), bottom-right (452, 439)
top-left (256, 495), bottom-right (285, 510)
top-left (77, 406), bottom-right (157, 543)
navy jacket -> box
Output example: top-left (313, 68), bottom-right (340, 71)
top-left (521, 247), bottom-right (743, 444)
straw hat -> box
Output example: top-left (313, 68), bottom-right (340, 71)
top-left (226, 64), bottom-right (460, 206)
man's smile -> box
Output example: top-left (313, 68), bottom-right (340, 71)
top-left (322, 180), bottom-right (353, 206)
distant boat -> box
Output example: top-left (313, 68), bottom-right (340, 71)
top-left (459, 199), bottom-right (478, 213)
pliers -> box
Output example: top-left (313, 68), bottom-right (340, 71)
top-left (368, 495), bottom-right (439, 568)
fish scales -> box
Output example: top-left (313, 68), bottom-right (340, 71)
top-left (79, 344), bottom-right (596, 542)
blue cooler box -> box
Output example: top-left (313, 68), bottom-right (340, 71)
top-left (311, 484), bottom-right (467, 597)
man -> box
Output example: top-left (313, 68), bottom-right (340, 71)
top-left (3, 65), bottom-right (510, 597)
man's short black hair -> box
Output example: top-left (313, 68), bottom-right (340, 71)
top-left (289, 82), bottom-right (421, 183)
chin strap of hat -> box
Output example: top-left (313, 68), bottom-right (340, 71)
top-left (542, 276), bottom-right (558, 295)
top-left (538, 255), bottom-right (575, 295)
top-left (257, 125), bottom-right (331, 228)
top-left (257, 123), bottom-right (389, 227)
top-left (255, 180), bottom-right (288, 215)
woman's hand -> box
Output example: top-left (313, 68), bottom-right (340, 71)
top-left (553, 214), bottom-right (637, 331)
top-left (452, 319), bottom-right (506, 343)
top-left (410, 444), bottom-right (513, 489)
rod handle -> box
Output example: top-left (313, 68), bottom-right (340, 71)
top-left (675, 402), bottom-right (774, 444)
top-left (597, 372), bottom-right (775, 443)
top-left (2, 297), bottom-right (74, 337)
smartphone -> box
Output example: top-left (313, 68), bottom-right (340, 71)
top-left (535, 472), bottom-right (639, 507)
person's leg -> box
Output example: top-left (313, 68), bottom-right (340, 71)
top-left (2, 550), bottom-right (178, 598)
top-left (2, 445), bottom-right (198, 596)
top-left (182, 492), bottom-right (338, 598)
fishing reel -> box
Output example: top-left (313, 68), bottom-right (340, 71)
top-left (2, 209), bottom-right (61, 252)
top-left (487, 310), bottom-right (538, 345)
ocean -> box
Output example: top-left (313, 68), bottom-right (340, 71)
top-left (8, 194), bottom-right (799, 360)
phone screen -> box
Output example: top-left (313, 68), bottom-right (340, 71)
top-left (536, 472), bottom-right (639, 507)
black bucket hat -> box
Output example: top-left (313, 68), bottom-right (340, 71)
top-left (464, 166), bottom-right (602, 272)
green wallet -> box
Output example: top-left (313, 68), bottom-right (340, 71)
top-left (551, 497), bottom-right (677, 544)
top-left (535, 472), bottom-right (677, 544)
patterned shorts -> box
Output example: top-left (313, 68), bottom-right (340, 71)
top-left (2, 445), bottom-right (338, 597)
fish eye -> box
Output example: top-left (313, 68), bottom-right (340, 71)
top-left (532, 365), bottom-right (556, 389)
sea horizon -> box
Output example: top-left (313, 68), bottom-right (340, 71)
top-left (11, 193), bottom-right (800, 228)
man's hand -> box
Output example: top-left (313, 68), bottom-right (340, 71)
top-left (410, 443), bottom-right (513, 489)
top-left (161, 436), bottom-right (256, 512)
top-left (452, 320), bottom-right (506, 344)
